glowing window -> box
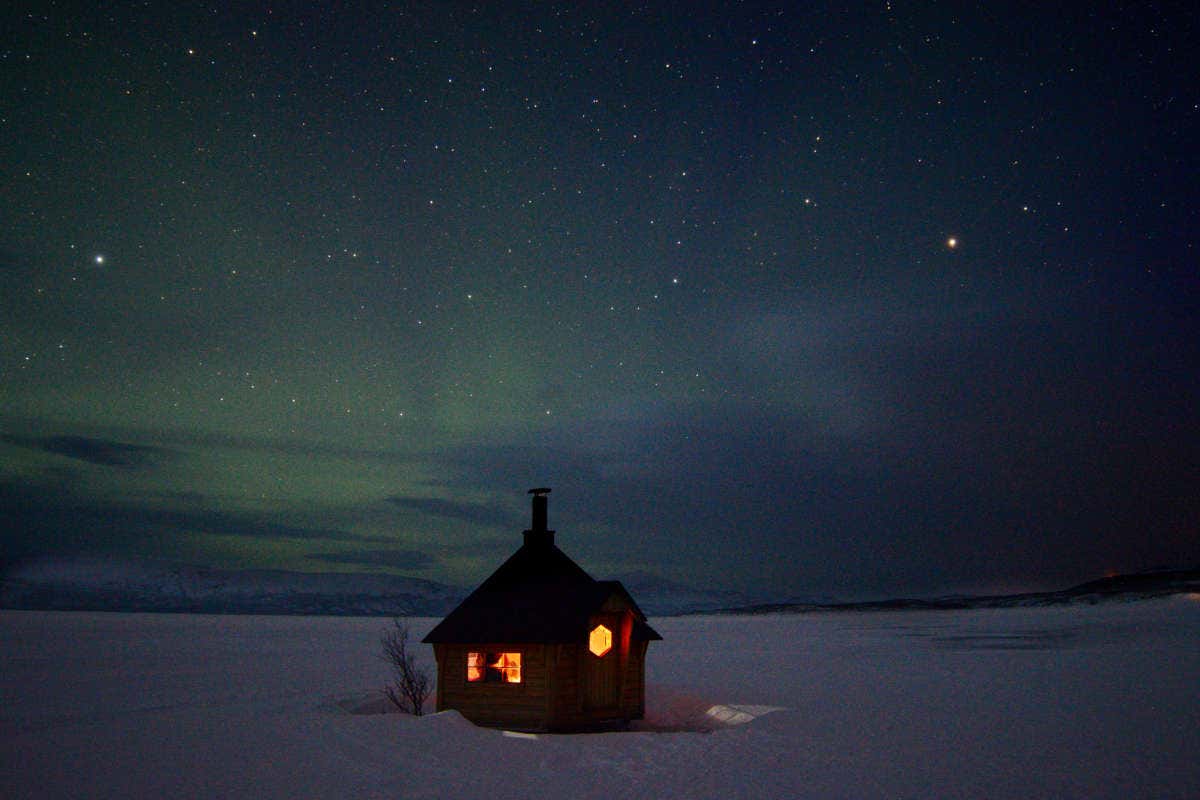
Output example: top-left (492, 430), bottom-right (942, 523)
top-left (588, 624), bottom-right (612, 657)
top-left (466, 651), bottom-right (484, 682)
top-left (467, 651), bottom-right (522, 683)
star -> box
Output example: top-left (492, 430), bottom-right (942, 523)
top-left (946, 237), bottom-right (958, 250)
top-left (93, 254), bottom-right (106, 265)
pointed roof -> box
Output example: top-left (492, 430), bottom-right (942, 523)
top-left (423, 525), bottom-right (661, 645)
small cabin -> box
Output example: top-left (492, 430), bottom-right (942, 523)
top-left (423, 488), bottom-right (661, 731)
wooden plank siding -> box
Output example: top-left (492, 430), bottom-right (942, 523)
top-left (550, 643), bottom-right (581, 729)
top-left (433, 643), bottom-right (551, 730)
top-left (583, 613), bottom-right (621, 711)
top-left (621, 642), bottom-right (647, 717)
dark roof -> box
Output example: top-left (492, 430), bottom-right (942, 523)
top-left (423, 534), bottom-right (662, 644)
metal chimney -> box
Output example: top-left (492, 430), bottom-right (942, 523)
top-left (524, 487), bottom-right (553, 546)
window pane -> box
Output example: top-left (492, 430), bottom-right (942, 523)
top-left (589, 624), bottom-right (613, 657)
top-left (466, 651), bottom-right (484, 682)
top-left (486, 651), bottom-right (522, 683)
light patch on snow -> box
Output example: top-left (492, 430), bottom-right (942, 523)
top-left (704, 704), bottom-right (785, 725)
top-left (502, 730), bottom-right (540, 740)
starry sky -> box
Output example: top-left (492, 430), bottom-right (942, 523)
top-left (2, 2), bottom-right (1197, 600)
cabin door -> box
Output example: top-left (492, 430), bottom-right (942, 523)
top-left (583, 614), bottom-right (621, 710)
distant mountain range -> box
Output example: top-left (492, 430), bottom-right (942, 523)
top-left (0, 557), bottom-right (744, 617)
top-left (611, 570), bottom-right (769, 616)
top-left (2, 557), bottom-right (1196, 617)
top-left (0, 558), bottom-right (463, 617)
top-left (0, 556), bottom-right (767, 617)
top-left (718, 569), bottom-right (1200, 615)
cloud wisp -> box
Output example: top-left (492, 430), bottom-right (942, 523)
top-left (304, 549), bottom-right (436, 570)
top-left (2, 434), bottom-right (173, 469)
top-left (386, 495), bottom-right (521, 529)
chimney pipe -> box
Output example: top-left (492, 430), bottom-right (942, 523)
top-left (524, 487), bottom-right (553, 546)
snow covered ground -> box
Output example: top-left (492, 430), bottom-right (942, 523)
top-left (2, 598), bottom-right (1198, 799)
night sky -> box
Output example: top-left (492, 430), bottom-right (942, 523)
top-left (2, 2), bottom-right (1197, 600)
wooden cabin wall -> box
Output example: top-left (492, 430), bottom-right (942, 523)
top-left (433, 643), bottom-right (551, 730)
top-left (548, 643), bottom-right (581, 729)
top-left (600, 598), bottom-right (648, 720)
top-left (430, 589), bottom-right (654, 730)
top-left (545, 640), bottom-right (649, 729)
top-left (620, 641), bottom-right (648, 717)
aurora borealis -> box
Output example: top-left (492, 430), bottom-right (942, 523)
top-left (2, 2), bottom-right (1196, 598)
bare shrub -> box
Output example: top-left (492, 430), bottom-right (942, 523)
top-left (381, 618), bottom-right (432, 715)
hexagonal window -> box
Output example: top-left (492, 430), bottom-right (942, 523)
top-left (588, 624), bottom-right (612, 657)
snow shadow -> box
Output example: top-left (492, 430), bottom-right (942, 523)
top-left (930, 629), bottom-right (1078, 651)
top-left (327, 693), bottom-right (405, 715)
top-left (326, 686), bottom-right (783, 733)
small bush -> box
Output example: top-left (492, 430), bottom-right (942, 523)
top-left (381, 618), bottom-right (431, 715)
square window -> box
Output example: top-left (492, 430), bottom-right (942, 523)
top-left (467, 651), bottom-right (522, 683)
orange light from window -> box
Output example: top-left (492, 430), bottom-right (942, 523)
top-left (467, 651), bottom-right (521, 683)
top-left (589, 624), bottom-right (612, 657)
top-left (491, 652), bottom-right (522, 683)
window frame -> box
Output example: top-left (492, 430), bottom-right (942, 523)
top-left (466, 649), bottom-right (523, 684)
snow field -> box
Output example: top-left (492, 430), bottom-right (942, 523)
top-left (2, 598), bottom-right (1198, 798)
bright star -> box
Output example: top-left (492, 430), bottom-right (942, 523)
top-left (946, 237), bottom-right (958, 249)
top-left (94, 254), bottom-right (106, 265)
